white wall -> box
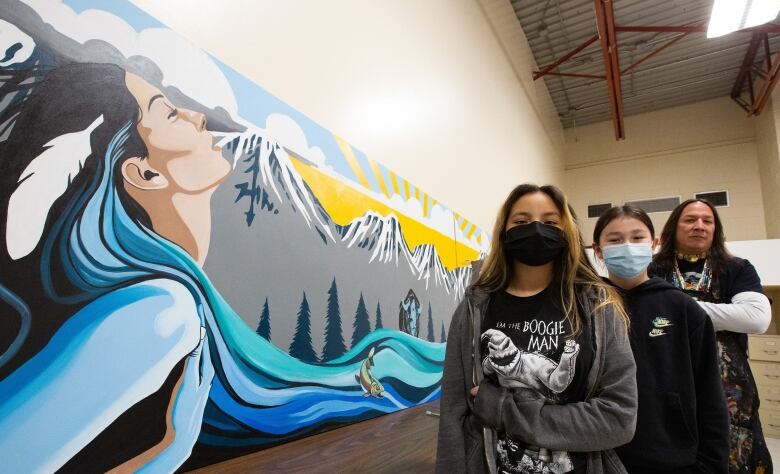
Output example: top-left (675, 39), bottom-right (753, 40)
top-left (726, 240), bottom-right (780, 287)
top-left (755, 90), bottom-right (780, 239)
top-left (564, 97), bottom-right (768, 244)
top-left (128, 0), bottom-right (565, 231)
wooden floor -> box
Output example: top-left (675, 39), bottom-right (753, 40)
top-left (187, 401), bottom-right (440, 473)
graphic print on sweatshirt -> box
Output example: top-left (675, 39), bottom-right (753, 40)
top-left (675, 259), bottom-right (719, 300)
top-left (482, 289), bottom-right (583, 474)
top-left (648, 316), bottom-right (673, 338)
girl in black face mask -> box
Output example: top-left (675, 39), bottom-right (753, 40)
top-left (437, 184), bottom-right (638, 474)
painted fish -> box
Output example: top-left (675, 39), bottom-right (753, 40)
top-left (356, 347), bottom-right (384, 398)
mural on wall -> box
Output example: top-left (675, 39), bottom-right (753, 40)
top-left (0, 0), bottom-right (489, 471)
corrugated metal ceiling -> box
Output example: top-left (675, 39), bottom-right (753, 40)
top-left (511, 0), bottom-right (780, 128)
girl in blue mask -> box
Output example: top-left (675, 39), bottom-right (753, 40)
top-left (592, 205), bottom-right (728, 473)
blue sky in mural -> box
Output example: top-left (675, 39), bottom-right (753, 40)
top-left (64, 0), bottom-right (163, 30)
top-left (62, 0), bottom-right (364, 187)
top-left (214, 65), bottom-right (360, 183)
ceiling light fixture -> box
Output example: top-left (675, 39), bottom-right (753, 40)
top-left (707, 0), bottom-right (780, 38)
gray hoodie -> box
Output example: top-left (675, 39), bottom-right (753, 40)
top-left (436, 283), bottom-right (638, 474)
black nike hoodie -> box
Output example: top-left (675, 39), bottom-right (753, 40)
top-left (611, 277), bottom-right (728, 474)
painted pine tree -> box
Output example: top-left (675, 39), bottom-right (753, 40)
top-left (289, 292), bottom-right (318, 363)
top-left (440, 320), bottom-right (447, 343)
top-left (426, 303), bottom-right (435, 342)
top-left (351, 293), bottom-right (371, 348)
top-left (256, 297), bottom-right (271, 341)
top-left (322, 278), bottom-right (346, 361)
top-left (375, 301), bottom-right (383, 329)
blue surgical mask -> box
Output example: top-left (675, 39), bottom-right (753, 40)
top-left (602, 243), bottom-right (653, 278)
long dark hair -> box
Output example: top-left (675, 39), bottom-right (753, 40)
top-left (0, 62), bottom-right (150, 376)
top-left (651, 198), bottom-right (732, 275)
top-left (474, 183), bottom-right (628, 336)
top-left (592, 204), bottom-right (655, 247)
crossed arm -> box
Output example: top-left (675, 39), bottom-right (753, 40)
top-left (698, 291), bottom-right (771, 334)
top-left (472, 314), bottom-right (638, 452)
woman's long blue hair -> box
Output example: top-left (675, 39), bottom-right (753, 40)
top-left (34, 121), bottom-right (444, 449)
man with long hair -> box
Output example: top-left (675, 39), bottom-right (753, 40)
top-left (650, 199), bottom-right (772, 473)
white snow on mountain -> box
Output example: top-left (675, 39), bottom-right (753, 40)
top-left (450, 265), bottom-right (473, 301)
top-left (340, 212), bottom-right (474, 300)
top-left (411, 243), bottom-right (454, 293)
top-left (220, 130), bottom-right (335, 243)
top-left (339, 211), bottom-right (415, 268)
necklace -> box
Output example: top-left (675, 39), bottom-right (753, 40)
top-left (672, 258), bottom-right (712, 293)
top-left (675, 251), bottom-right (707, 263)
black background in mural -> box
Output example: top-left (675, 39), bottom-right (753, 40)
top-left (61, 360), bottom-right (186, 473)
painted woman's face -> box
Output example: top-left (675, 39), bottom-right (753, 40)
top-left (124, 72), bottom-right (231, 194)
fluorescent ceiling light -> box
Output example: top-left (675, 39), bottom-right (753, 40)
top-left (707, 0), bottom-right (780, 38)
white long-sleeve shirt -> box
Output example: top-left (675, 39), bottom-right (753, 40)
top-left (698, 291), bottom-right (772, 334)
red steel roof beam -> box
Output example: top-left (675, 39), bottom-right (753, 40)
top-left (594, 0), bottom-right (625, 140)
top-left (730, 33), bottom-right (764, 102)
top-left (751, 51), bottom-right (780, 115)
top-left (533, 35), bottom-right (599, 80)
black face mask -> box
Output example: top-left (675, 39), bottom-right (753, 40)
top-left (503, 221), bottom-right (567, 266)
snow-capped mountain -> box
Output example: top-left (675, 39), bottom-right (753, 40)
top-left (221, 131), bottom-right (337, 244)
top-left (220, 130), bottom-right (477, 301)
top-left (339, 213), bottom-right (475, 300)
top-left (338, 211), bottom-right (415, 268)
top-left (411, 244), bottom-right (453, 293)
top-left (450, 265), bottom-right (473, 301)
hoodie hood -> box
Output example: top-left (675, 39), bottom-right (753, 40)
top-left (608, 276), bottom-right (675, 296)
top-left (464, 259), bottom-right (490, 306)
